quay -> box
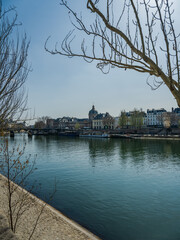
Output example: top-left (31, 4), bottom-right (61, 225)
top-left (17, 130), bottom-right (180, 140)
top-left (3, 126), bottom-right (180, 140)
top-left (0, 174), bottom-right (101, 240)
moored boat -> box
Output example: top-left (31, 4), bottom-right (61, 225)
top-left (79, 133), bottom-right (110, 138)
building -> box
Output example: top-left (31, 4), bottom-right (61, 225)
top-left (76, 118), bottom-right (90, 129)
top-left (46, 117), bottom-right (90, 130)
top-left (59, 117), bottom-right (77, 129)
top-left (172, 108), bottom-right (180, 117)
top-left (146, 108), bottom-right (167, 127)
top-left (163, 108), bottom-right (180, 127)
top-left (114, 117), bottom-right (120, 129)
top-left (88, 105), bottom-right (98, 121)
top-left (46, 119), bottom-right (54, 128)
top-left (92, 112), bottom-right (114, 130)
top-left (88, 105), bottom-right (98, 128)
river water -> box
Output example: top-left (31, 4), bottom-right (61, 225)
top-left (4, 134), bottom-right (180, 240)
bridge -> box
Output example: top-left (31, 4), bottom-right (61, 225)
top-left (4, 128), bottom-right (81, 137)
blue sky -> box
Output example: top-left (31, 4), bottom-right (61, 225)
top-left (3, 0), bottom-right (179, 120)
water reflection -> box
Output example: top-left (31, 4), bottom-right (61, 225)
top-left (116, 139), bottom-right (180, 159)
top-left (86, 137), bottom-right (180, 168)
top-left (88, 138), bottom-right (114, 156)
top-left (6, 135), bottom-right (180, 166)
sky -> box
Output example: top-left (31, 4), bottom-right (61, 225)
top-left (3, 0), bottom-right (180, 121)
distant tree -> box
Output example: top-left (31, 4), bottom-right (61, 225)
top-left (162, 113), bottom-right (171, 128)
top-left (119, 111), bottom-right (128, 128)
top-left (170, 113), bottom-right (180, 127)
top-left (129, 109), bottom-right (144, 129)
top-left (163, 112), bottom-right (180, 128)
top-left (156, 112), bottom-right (165, 127)
top-left (34, 121), bottom-right (46, 129)
top-left (74, 122), bottom-right (80, 130)
top-left (46, 0), bottom-right (180, 107)
top-left (38, 116), bottom-right (51, 125)
top-left (0, 3), bottom-right (30, 129)
top-left (103, 113), bottom-right (114, 129)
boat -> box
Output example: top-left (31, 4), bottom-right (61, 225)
top-left (79, 133), bottom-right (110, 138)
top-left (110, 134), bottom-right (134, 139)
top-left (59, 131), bottom-right (79, 137)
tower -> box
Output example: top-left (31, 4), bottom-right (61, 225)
top-left (88, 105), bottom-right (98, 121)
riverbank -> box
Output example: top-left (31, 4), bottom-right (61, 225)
top-left (0, 174), bottom-right (101, 240)
top-left (110, 133), bottom-right (180, 140)
top-left (25, 127), bottom-right (180, 139)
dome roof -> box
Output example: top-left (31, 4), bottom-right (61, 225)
top-left (89, 105), bottom-right (98, 115)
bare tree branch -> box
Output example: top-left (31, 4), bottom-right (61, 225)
top-left (0, 3), bottom-right (30, 129)
top-left (46, 0), bottom-right (180, 107)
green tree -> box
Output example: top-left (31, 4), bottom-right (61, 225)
top-left (119, 111), bottom-right (128, 128)
top-left (46, 0), bottom-right (180, 107)
top-left (75, 122), bottom-right (80, 130)
top-left (129, 109), bottom-right (144, 129)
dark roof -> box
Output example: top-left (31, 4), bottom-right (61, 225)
top-left (89, 105), bottom-right (98, 115)
top-left (77, 118), bottom-right (89, 122)
top-left (93, 113), bottom-right (106, 120)
top-left (147, 109), bottom-right (166, 114)
top-left (173, 108), bottom-right (180, 113)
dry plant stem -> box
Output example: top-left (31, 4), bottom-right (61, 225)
top-left (0, 139), bottom-right (35, 233)
top-left (6, 141), bottom-right (14, 231)
top-left (0, 138), bottom-right (57, 239)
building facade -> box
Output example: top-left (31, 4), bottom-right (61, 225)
top-left (146, 108), bottom-right (167, 126)
top-left (92, 112), bottom-right (114, 130)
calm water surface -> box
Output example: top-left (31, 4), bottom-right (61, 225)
top-left (5, 134), bottom-right (180, 240)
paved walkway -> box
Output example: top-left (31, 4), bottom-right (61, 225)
top-left (0, 174), bottom-right (101, 240)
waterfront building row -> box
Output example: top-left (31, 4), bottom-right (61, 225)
top-left (33, 106), bottom-right (180, 130)
top-left (118, 107), bottom-right (180, 128)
